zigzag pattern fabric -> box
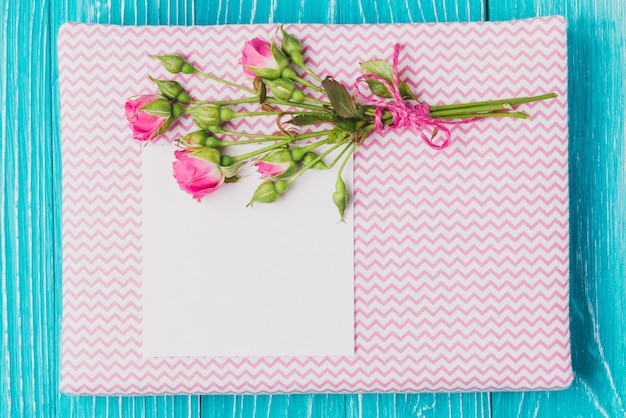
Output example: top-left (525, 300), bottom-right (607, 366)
top-left (59, 16), bottom-right (571, 394)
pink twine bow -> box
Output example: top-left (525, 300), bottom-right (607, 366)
top-left (354, 44), bottom-right (471, 150)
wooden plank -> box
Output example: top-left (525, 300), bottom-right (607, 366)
top-left (489, 0), bottom-right (626, 417)
top-left (0, 0), bottom-right (57, 417)
top-left (346, 393), bottom-right (492, 418)
top-left (47, 1), bottom-right (200, 417)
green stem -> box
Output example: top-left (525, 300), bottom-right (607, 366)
top-left (193, 69), bottom-right (257, 95)
top-left (293, 130), bottom-right (334, 140)
top-left (360, 104), bottom-right (529, 125)
top-left (287, 140), bottom-right (349, 184)
top-left (193, 96), bottom-right (325, 111)
top-left (232, 110), bottom-right (321, 118)
top-left (233, 111), bottom-right (282, 117)
top-left (300, 140), bottom-right (327, 153)
top-left (231, 139), bottom-right (291, 162)
top-left (303, 96), bottom-right (331, 106)
top-left (265, 98), bottom-right (325, 111)
top-left (223, 129), bottom-right (331, 141)
top-left (220, 131), bottom-right (288, 140)
top-left (219, 137), bottom-right (286, 145)
top-left (336, 142), bottom-right (356, 178)
top-left (437, 111), bottom-right (530, 120)
top-left (229, 130), bottom-right (333, 162)
top-left (429, 93), bottom-right (557, 112)
top-left (191, 97), bottom-right (258, 106)
top-left (292, 75), bottom-right (326, 94)
top-left (328, 142), bottom-right (355, 171)
top-left (303, 67), bottom-right (323, 83)
top-left (430, 103), bottom-right (514, 117)
top-left (364, 108), bottom-right (394, 125)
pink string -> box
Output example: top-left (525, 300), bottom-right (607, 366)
top-left (354, 44), bottom-right (473, 150)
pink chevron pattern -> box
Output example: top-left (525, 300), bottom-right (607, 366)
top-left (58, 17), bottom-right (571, 394)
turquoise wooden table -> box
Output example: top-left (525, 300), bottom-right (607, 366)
top-left (1, 0), bottom-right (624, 416)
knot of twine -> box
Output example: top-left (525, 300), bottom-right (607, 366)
top-left (354, 44), bottom-right (472, 150)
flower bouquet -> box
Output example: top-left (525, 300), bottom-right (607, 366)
top-left (125, 26), bottom-right (556, 221)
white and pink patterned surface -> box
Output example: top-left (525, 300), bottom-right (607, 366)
top-left (59, 17), bottom-right (571, 394)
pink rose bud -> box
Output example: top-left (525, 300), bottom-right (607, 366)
top-left (172, 148), bottom-right (225, 201)
top-left (125, 94), bottom-right (183, 141)
top-left (254, 149), bottom-right (296, 178)
top-left (241, 38), bottom-right (288, 79)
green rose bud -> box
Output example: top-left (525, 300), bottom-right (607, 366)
top-left (189, 104), bottom-right (233, 129)
top-left (150, 53), bottom-right (196, 74)
top-left (149, 77), bottom-right (193, 103)
top-left (247, 180), bottom-right (290, 207)
top-left (150, 77), bottom-right (181, 99)
top-left (176, 91), bottom-right (193, 103)
top-left (248, 181), bottom-right (277, 206)
top-left (271, 42), bottom-right (290, 72)
top-left (291, 89), bottom-right (305, 102)
top-left (189, 104), bottom-right (219, 129)
top-left (281, 67), bottom-right (297, 80)
top-left (289, 51), bottom-right (305, 68)
top-left (301, 151), bottom-right (328, 169)
top-left (333, 176), bottom-right (349, 222)
top-left (179, 130), bottom-right (224, 148)
top-left (275, 180), bottom-right (289, 194)
top-left (219, 107), bottom-right (235, 122)
top-left (208, 124), bottom-right (225, 134)
top-left (180, 130), bottom-right (208, 146)
top-left (290, 147), bottom-right (307, 161)
top-left (280, 28), bottom-right (305, 68)
top-left (203, 135), bottom-right (225, 148)
top-left (262, 78), bottom-right (300, 101)
top-left (220, 155), bottom-right (235, 166)
top-left (280, 26), bottom-right (303, 57)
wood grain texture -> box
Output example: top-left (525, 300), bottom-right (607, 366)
top-left (489, 0), bottom-right (626, 416)
top-left (0, 0), bottom-right (623, 416)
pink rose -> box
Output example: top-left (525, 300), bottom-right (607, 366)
top-left (124, 94), bottom-right (172, 141)
top-left (255, 161), bottom-right (292, 178)
top-left (254, 149), bottom-right (296, 178)
top-left (172, 149), bottom-right (225, 201)
top-left (241, 38), bottom-right (287, 79)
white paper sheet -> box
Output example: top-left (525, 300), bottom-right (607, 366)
top-left (141, 146), bottom-right (354, 357)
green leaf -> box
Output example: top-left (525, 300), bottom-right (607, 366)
top-left (224, 176), bottom-right (241, 184)
top-left (321, 77), bottom-right (359, 118)
top-left (360, 59), bottom-right (416, 100)
top-left (356, 124), bottom-right (374, 144)
top-left (333, 117), bottom-right (358, 132)
top-left (261, 103), bottom-right (277, 112)
top-left (140, 98), bottom-right (172, 118)
top-left (221, 160), bottom-right (246, 178)
top-left (327, 128), bottom-right (349, 144)
top-left (254, 76), bottom-right (267, 103)
top-left (357, 105), bottom-right (376, 119)
top-left (288, 112), bottom-right (335, 126)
